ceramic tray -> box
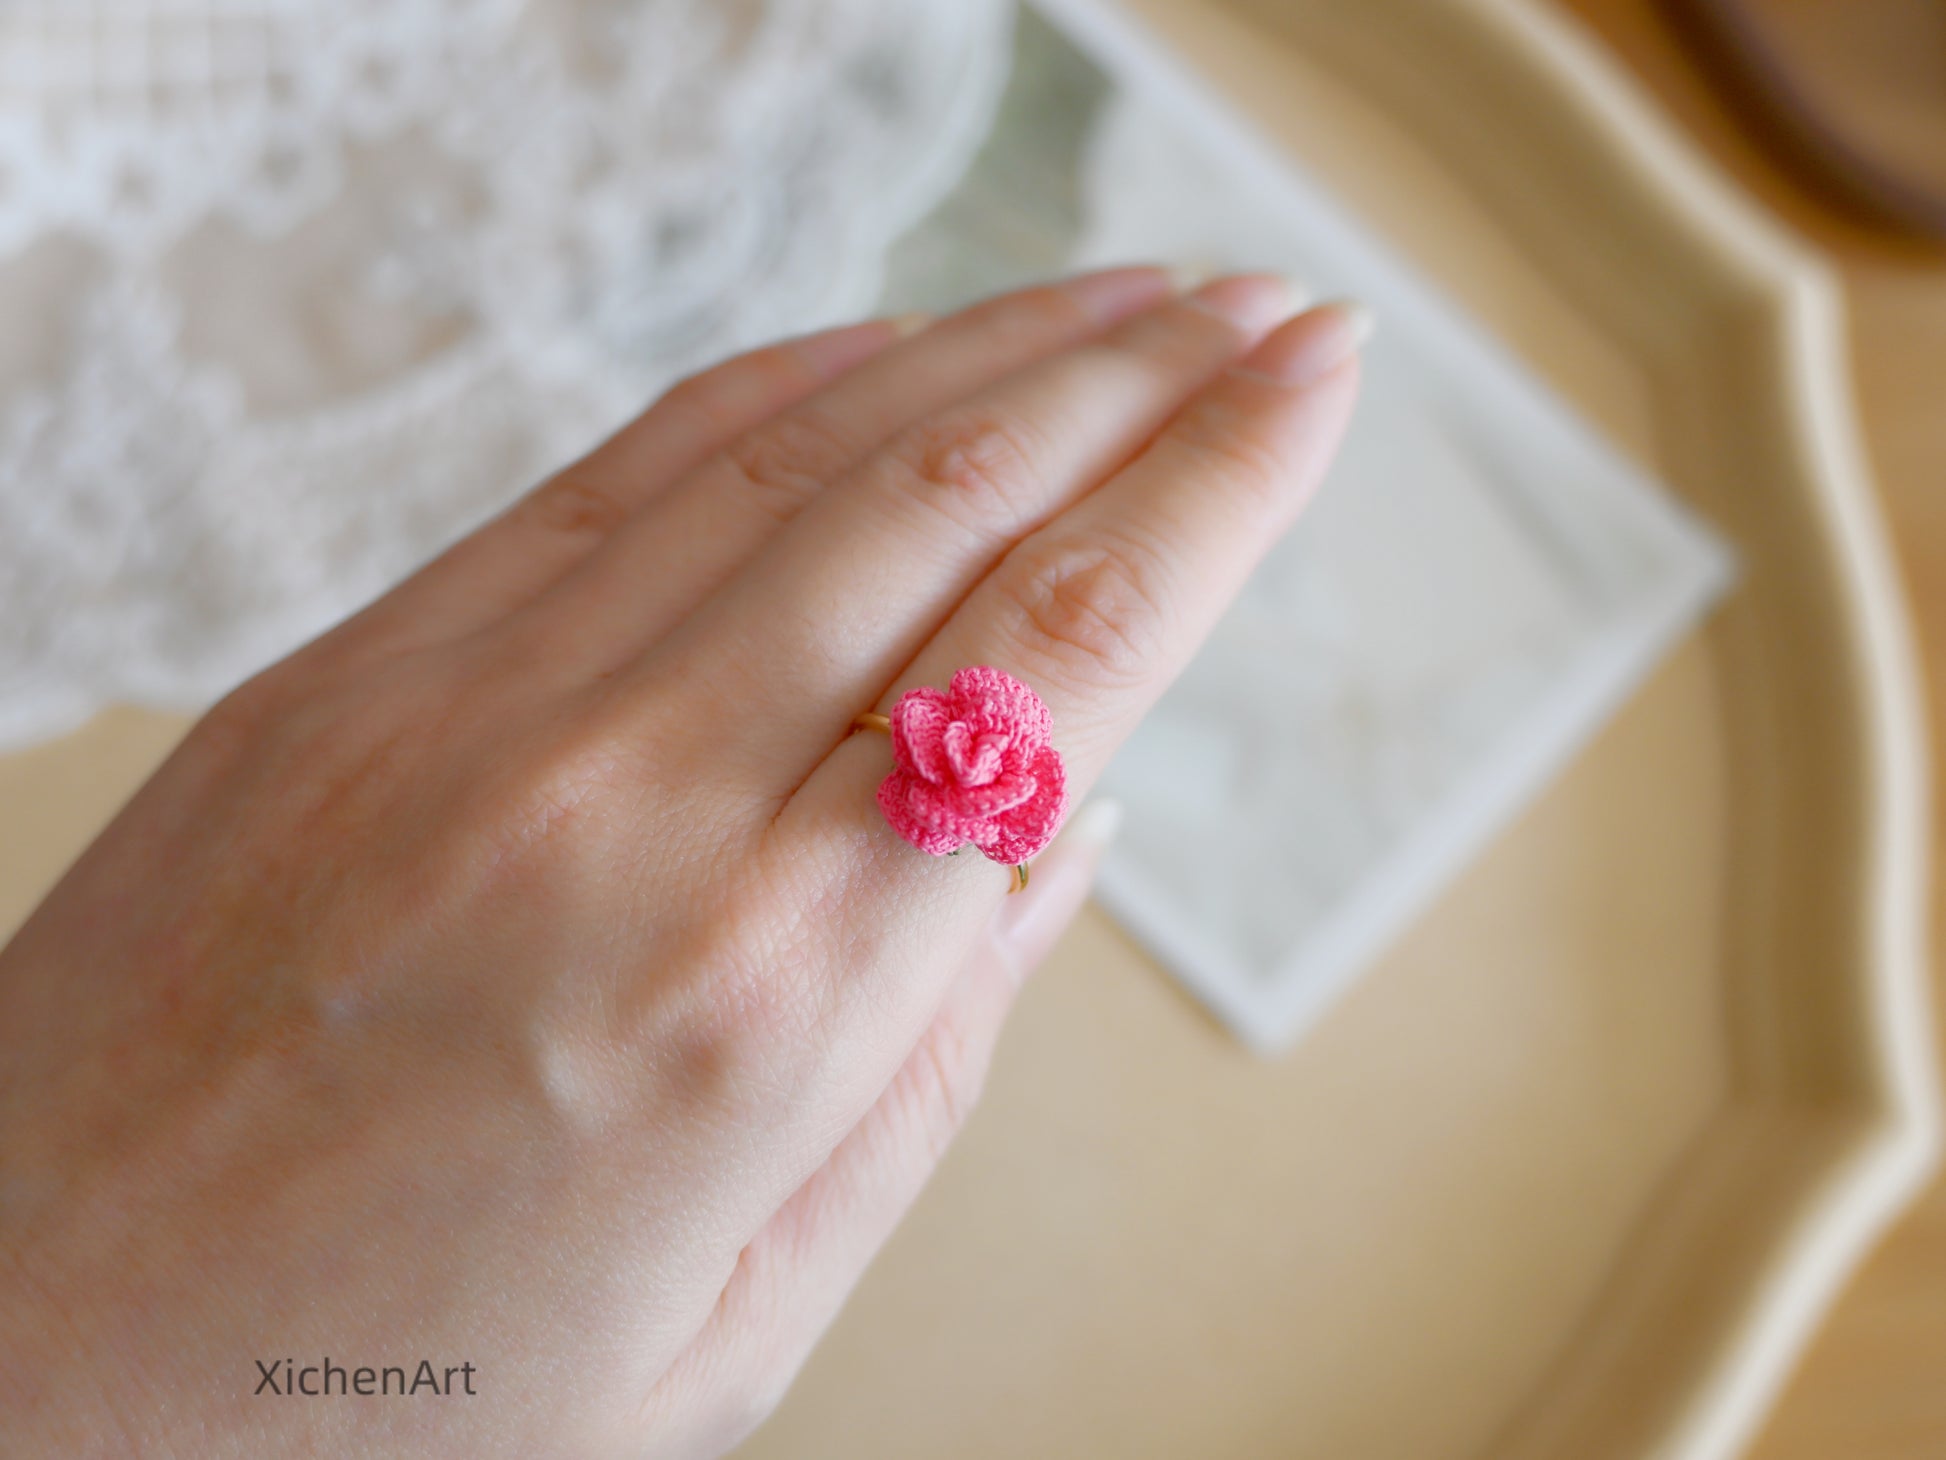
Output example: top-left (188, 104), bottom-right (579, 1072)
top-left (0, 1), bottom-right (1932, 1457)
top-left (735, 0), bottom-right (1938, 1456)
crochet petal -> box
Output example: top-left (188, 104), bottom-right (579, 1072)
top-left (901, 772), bottom-right (1028, 838)
top-left (888, 686), bottom-right (954, 784)
top-left (941, 721), bottom-right (1006, 786)
top-left (877, 771), bottom-right (964, 856)
top-left (996, 724), bottom-right (1039, 778)
top-left (943, 768), bottom-right (1037, 818)
top-left (948, 666), bottom-right (1051, 756)
top-left (970, 744), bottom-right (1067, 863)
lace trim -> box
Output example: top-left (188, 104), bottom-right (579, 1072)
top-left (0, 0), bottom-right (1011, 747)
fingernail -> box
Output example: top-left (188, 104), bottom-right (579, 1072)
top-left (1062, 265), bottom-right (1178, 324)
top-left (1234, 299), bottom-right (1372, 387)
top-left (889, 311), bottom-right (933, 338)
top-left (1062, 797), bottom-right (1125, 852)
top-left (1337, 300), bottom-right (1375, 348)
top-left (1186, 273), bottom-right (1312, 335)
top-left (790, 318), bottom-right (905, 376)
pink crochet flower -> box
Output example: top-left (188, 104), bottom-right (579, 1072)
top-left (876, 667), bottom-right (1068, 865)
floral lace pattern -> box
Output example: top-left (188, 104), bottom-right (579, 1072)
top-left (0, 0), bottom-right (1010, 747)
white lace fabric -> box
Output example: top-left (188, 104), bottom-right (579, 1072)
top-left (0, 0), bottom-right (1010, 748)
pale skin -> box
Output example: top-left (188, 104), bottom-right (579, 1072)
top-left (0, 268), bottom-right (1360, 1457)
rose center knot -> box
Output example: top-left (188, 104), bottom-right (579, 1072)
top-left (941, 721), bottom-right (1008, 787)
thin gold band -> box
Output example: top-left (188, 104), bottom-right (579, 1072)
top-left (852, 712), bottom-right (1028, 894)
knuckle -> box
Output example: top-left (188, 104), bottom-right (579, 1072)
top-left (655, 940), bottom-right (827, 1117)
top-left (1166, 400), bottom-right (1291, 510)
top-left (486, 729), bottom-right (631, 866)
top-left (720, 406), bottom-right (854, 523)
top-left (1000, 534), bottom-right (1169, 690)
top-left (473, 693), bottom-right (713, 883)
top-left (621, 865), bottom-right (839, 1113)
top-left (888, 407), bottom-right (1046, 527)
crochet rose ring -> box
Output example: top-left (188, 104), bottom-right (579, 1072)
top-left (852, 666), bottom-right (1069, 894)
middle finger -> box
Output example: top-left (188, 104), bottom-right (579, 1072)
top-left (497, 268), bottom-right (1178, 673)
top-left (639, 273), bottom-right (1305, 791)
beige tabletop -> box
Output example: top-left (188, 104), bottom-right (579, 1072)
top-left (1545, 6), bottom-right (1946, 1454)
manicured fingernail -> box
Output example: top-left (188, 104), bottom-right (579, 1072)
top-left (1186, 273), bottom-right (1312, 335)
top-left (1234, 299), bottom-right (1372, 386)
top-left (1062, 265), bottom-right (1178, 324)
top-left (889, 311), bottom-right (933, 338)
top-left (790, 319), bottom-right (905, 376)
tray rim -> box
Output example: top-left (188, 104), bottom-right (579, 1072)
top-left (1124, 0), bottom-right (1939, 1454)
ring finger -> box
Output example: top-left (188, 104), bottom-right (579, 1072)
top-left (793, 301), bottom-right (1365, 921)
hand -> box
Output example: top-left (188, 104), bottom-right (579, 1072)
top-left (0, 268), bottom-right (1360, 1458)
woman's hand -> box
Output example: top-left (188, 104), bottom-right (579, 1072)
top-left (0, 268), bottom-right (1360, 1458)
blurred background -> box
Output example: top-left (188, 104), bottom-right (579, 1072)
top-left (1548, 6), bottom-right (1946, 1450)
top-left (2, 1), bottom-right (1943, 1457)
